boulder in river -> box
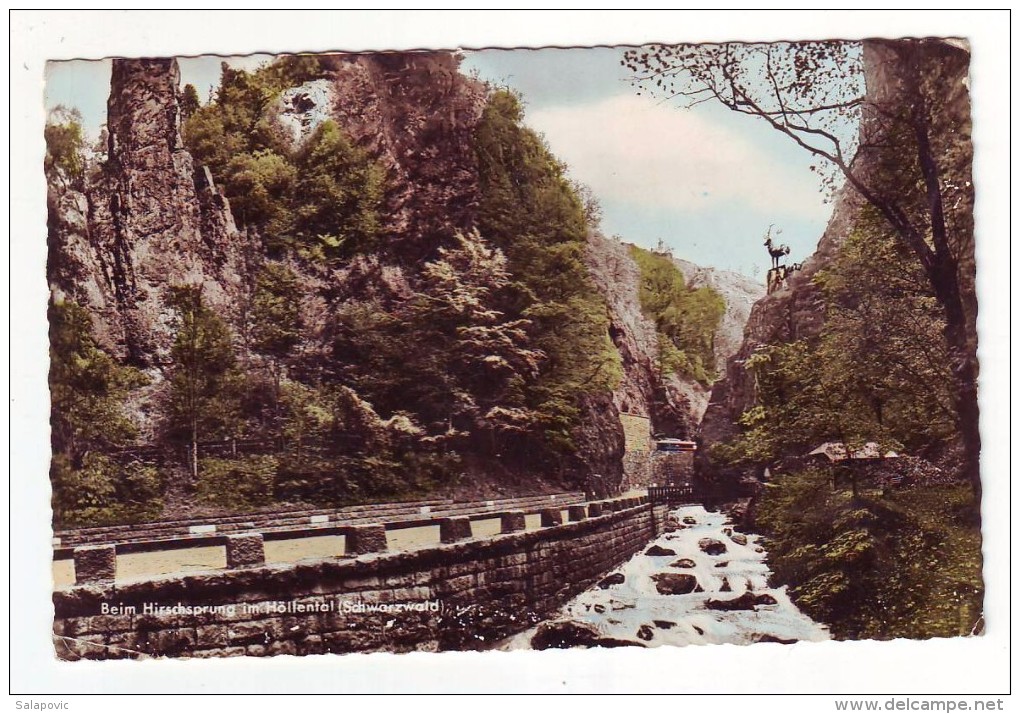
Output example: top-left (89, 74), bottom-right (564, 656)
top-left (720, 577), bottom-right (732, 592)
top-left (699, 538), bottom-right (728, 555)
top-left (754, 634), bottom-right (798, 645)
top-left (595, 637), bottom-right (645, 648)
top-left (531, 620), bottom-right (599, 649)
top-left (714, 561), bottom-right (729, 568)
top-left (597, 572), bottom-right (626, 589)
top-left (651, 573), bottom-right (701, 595)
top-left (645, 545), bottom-right (677, 557)
top-left (670, 558), bottom-right (697, 569)
top-left (683, 516), bottom-right (698, 525)
top-left (637, 625), bottom-right (655, 641)
top-left (705, 592), bottom-right (779, 611)
top-left (730, 533), bottom-right (748, 546)
top-left (654, 620), bottom-right (676, 629)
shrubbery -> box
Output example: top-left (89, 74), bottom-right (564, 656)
top-left (629, 244), bottom-right (724, 385)
top-left (196, 455), bottom-right (278, 510)
top-left (756, 470), bottom-right (982, 639)
top-left (52, 453), bottom-right (163, 527)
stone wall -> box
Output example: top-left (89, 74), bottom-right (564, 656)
top-left (620, 413), bottom-right (652, 452)
top-left (53, 499), bottom-right (665, 660)
top-left (621, 452), bottom-right (694, 492)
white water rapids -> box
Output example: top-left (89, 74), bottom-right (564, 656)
top-left (502, 505), bottom-right (829, 649)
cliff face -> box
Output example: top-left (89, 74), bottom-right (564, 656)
top-left (270, 53), bottom-right (488, 257)
top-left (48, 58), bottom-right (253, 366)
top-left (585, 232), bottom-right (760, 440)
top-left (673, 259), bottom-right (764, 378)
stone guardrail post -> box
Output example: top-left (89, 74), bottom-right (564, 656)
top-left (73, 544), bottom-right (116, 584)
top-left (540, 508), bottom-right (563, 527)
top-left (225, 533), bottom-right (265, 568)
top-left (500, 510), bottom-right (526, 533)
top-left (439, 517), bottom-right (472, 543)
top-left (346, 524), bottom-right (388, 555)
top-left (567, 505), bottom-right (587, 522)
top-left (587, 502), bottom-right (603, 518)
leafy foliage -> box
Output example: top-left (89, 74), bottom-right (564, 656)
top-left (44, 106), bottom-right (87, 186)
top-left (165, 286), bottom-right (243, 467)
top-left (49, 299), bottom-right (146, 459)
top-left (196, 455), bottom-right (277, 509)
top-left (182, 60), bottom-right (382, 258)
top-left (52, 453), bottom-right (164, 527)
top-left (286, 120), bottom-right (384, 257)
top-left (250, 261), bottom-right (304, 362)
top-left (49, 298), bottom-right (156, 526)
top-left (629, 244), bottom-right (725, 385)
top-left (757, 471), bottom-right (983, 639)
top-left (473, 89), bottom-right (621, 464)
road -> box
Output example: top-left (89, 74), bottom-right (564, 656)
top-left (53, 509), bottom-right (574, 586)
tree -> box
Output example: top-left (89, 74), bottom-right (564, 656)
top-left (166, 285), bottom-right (241, 478)
top-left (473, 89), bottom-right (621, 464)
top-left (407, 230), bottom-right (545, 449)
top-left (289, 120), bottom-right (384, 257)
top-left (44, 106), bottom-right (86, 187)
top-left (180, 83), bottom-right (201, 121)
top-left (624, 40), bottom-right (980, 497)
top-left (49, 298), bottom-right (146, 462)
top-left (249, 260), bottom-right (304, 416)
top-left (49, 298), bottom-right (155, 525)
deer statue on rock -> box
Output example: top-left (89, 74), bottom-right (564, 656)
top-left (763, 225), bottom-right (790, 269)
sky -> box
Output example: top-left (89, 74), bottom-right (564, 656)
top-left (44, 46), bottom-right (849, 278)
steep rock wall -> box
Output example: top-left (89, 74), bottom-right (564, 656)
top-left (698, 184), bottom-right (865, 467)
top-left (584, 232), bottom-right (697, 439)
top-left (270, 53), bottom-right (489, 257)
top-left (48, 58), bottom-right (254, 366)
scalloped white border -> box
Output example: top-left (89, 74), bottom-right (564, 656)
top-left (9, 9), bottom-right (1011, 700)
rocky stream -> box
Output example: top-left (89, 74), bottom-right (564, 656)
top-left (503, 505), bottom-right (829, 650)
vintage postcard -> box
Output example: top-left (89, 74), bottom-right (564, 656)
top-left (15, 10), bottom-right (1009, 698)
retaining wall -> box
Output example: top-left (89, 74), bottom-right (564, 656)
top-left (53, 500), bottom-right (670, 660)
top-left (621, 451), bottom-right (694, 491)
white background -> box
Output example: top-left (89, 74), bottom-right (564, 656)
top-left (7, 9), bottom-right (1013, 702)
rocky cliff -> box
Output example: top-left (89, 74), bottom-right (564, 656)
top-left (673, 259), bottom-right (764, 379)
top-left (269, 53), bottom-right (487, 258)
top-left (698, 182), bottom-right (865, 459)
top-left (585, 232), bottom-right (761, 440)
top-left (47, 58), bottom-right (254, 367)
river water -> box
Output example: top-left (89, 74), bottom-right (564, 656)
top-left (501, 505), bottom-right (829, 649)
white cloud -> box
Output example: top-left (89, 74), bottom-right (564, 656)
top-left (525, 94), bottom-right (829, 221)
